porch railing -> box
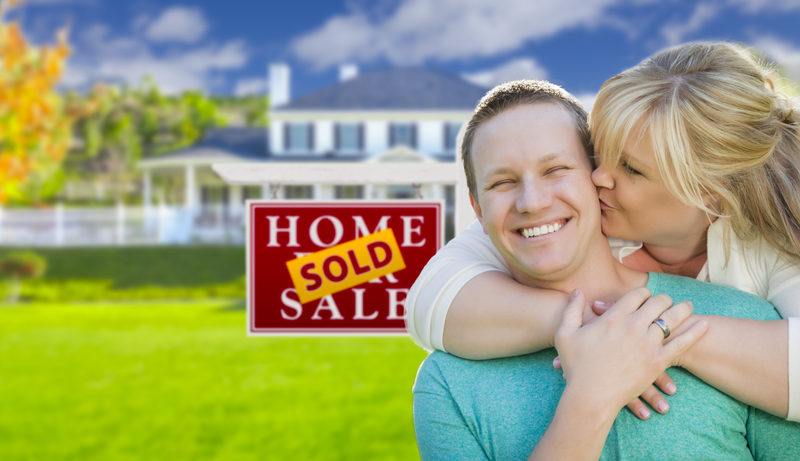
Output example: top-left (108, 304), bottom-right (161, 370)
top-left (0, 203), bottom-right (245, 247)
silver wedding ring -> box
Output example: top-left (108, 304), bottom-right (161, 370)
top-left (652, 317), bottom-right (670, 339)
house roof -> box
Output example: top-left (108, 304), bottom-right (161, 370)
top-left (277, 68), bottom-right (487, 111)
top-left (152, 127), bottom-right (268, 161)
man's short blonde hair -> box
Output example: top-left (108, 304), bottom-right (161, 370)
top-left (460, 80), bottom-right (593, 198)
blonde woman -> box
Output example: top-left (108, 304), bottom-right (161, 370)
top-left (407, 42), bottom-right (800, 421)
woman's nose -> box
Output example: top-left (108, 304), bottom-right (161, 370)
top-left (592, 163), bottom-right (615, 190)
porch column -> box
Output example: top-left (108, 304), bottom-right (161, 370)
top-left (184, 164), bottom-right (197, 210)
top-left (229, 184), bottom-right (243, 213)
top-left (143, 169), bottom-right (152, 208)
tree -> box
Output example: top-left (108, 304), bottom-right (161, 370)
top-left (63, 80), bottom-right (228, 202)
top-left (0, 0), bottom-right (71, 204)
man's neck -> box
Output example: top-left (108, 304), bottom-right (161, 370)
top-left (512, 233), bottom-right (647, 303)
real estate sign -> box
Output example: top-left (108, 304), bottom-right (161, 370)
top-left (247, 201), bottom-right (442, 334)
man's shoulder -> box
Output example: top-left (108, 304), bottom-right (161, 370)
top-left (414, 350), bottom-right (557, 395)
top-left (647, 272), bottom-right (780, 320)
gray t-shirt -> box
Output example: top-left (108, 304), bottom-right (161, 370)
top-left (413, 273), bottom-right (800, 460)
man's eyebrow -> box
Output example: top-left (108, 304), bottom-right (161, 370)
top-left (483, 167), bottom-right (516, 178)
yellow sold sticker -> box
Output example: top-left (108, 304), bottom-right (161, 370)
top-left (285, 228), bottom-right (406, 304)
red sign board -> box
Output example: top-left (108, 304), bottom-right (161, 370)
top-left (247, 200), bottom-right (442, 335)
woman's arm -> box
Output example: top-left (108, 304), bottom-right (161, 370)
top-left (443, 271), bottom-right (568, 359)
top-left (678, 317), bottom-right (789, 418)
top-left (406, 220), bottom-right (570, 358)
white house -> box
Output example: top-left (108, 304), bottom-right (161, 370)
top-left (122, 65), bottom-right (487, 244)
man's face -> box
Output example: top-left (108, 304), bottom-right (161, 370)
top-left (470, 102), bottom-right (603, 284)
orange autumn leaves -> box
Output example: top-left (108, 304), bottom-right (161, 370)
top-left (0, 12), bottom-right (71, 203)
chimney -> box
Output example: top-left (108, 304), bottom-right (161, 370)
top-left (269, 63), bottom-right (291, 108)
top-left (339, 64), bottom-right (359, 82)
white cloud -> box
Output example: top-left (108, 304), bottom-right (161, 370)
top-left (752, 36), bottom-right (800, 82)
top-left (291, 0), bottom-right (620, 69)
top-left (462, 58), bottom-right (549, 88)
top-left (660, 2), bottom-right (719, 46)
top-left (234, 77), bottom-right (267, 96)
top-left (574, 92), bottom-right (597, 112)
top-left (145, 6), bottom-right (208, 44)
top-left (729, 0), bottom-right (800, 12)
top-left (63, 21), bottom-right (248, 94)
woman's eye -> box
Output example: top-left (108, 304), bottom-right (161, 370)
top-left (621, 162), bottom-right (642, 176)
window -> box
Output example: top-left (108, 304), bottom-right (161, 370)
top-left (284, 185), bottom-right (313, 199)
top-left (334, 185), bottom-right (364, 199)
top-left (387, 185), bottom-right (417, 199)
top-left (284, 123), bottom-right (314, 152)
top-left (389, 123), bottom-right (416, 148)
top-left (444, 122), bottom-right (462, 152)
top-left (335, 123), bottom-right (363, 152)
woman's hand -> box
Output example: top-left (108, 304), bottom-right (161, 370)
top-left (593, 299), bottom-right (680, 420)
top-left (554, 288), bottom-right (709, 416)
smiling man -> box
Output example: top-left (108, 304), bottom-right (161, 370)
top-left (411, 80), bottom-right (800, 460)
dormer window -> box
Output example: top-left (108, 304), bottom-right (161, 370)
top-left (285, 123), bottom-right (314, 152)
top-left (389, 123), bottom-right (417, 149)
top-left (335, 123), bottom-right (364, 153)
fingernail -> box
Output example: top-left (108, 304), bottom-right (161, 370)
top-left (657, 401), bottom-right (669, 413)
top-left (552, 357), bottom-right (561, 368)
top-left (639, 408), bottom-right (651, 419)
top-left (666, 383), bottom-right (677, 395)
top-left (593, 300), bottom-right (607, 307)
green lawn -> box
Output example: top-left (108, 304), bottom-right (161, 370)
top-left (0, 301), bottom-right (428, 460)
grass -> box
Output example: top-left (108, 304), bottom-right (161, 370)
top-left (0, 301), bottom-right (428, 460)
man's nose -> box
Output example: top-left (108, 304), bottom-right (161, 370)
top-left (592, 163), bottom-right (615, 189)
top-left (515, 180), bottom-right (552, 214)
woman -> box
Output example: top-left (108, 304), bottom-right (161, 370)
top-left (406, 41), bottom-right (800, 421)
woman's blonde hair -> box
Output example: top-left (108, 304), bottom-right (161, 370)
top-left (591, 41), bottom-right (800, 263)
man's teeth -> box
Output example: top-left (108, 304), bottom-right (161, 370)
top-left (520, 222), bottom-right (563, 238)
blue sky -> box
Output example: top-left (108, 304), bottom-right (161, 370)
top-left (10, 0), bottom-right (800, 102)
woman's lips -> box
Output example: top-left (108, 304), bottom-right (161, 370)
top-left (598, 196), bottom-right (615, 210)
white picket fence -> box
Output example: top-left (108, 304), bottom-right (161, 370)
top-left (0, 203), bottom-right (245, 246)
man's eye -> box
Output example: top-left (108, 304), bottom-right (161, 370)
top-left (490, 179), bottom-right (512, 189)
top-left (545, 166), bottom-right (569, 175)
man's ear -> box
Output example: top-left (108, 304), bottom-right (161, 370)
top-left (469, 193), bottom-right (485, 228)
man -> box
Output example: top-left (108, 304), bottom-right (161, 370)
top-left (412, 80), bottom-right (800, 460)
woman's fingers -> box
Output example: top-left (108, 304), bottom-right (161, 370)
top-left (605, 287), bottom-right (652, 316)
top-left (639, 385), bottom-right (670, 414)
top-left (653, 371), bottom-right (677, 396)
top-left (626, 398), bottom-right (652, 420)
top-left (646, 301), bottom-right (693, 341)
top-left (555, 289), bottom-right (586, 342)
top-left (662, 318), bottom-right (710, 362)
top-left (637, 294), bottom-right (673, 326)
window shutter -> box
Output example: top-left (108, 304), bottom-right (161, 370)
top-left (411, 124), bottom-right (417, 149)
top-left (389, 123), bottom-right (395, 147)
top-left (334, 123), bottom-right (340, 151)
top-left (283, 123), bottom-right (290, 151)
top-left (308, 123), bottom-right (315, 152)
top-left (358, 124), bottom-right (364, 151)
